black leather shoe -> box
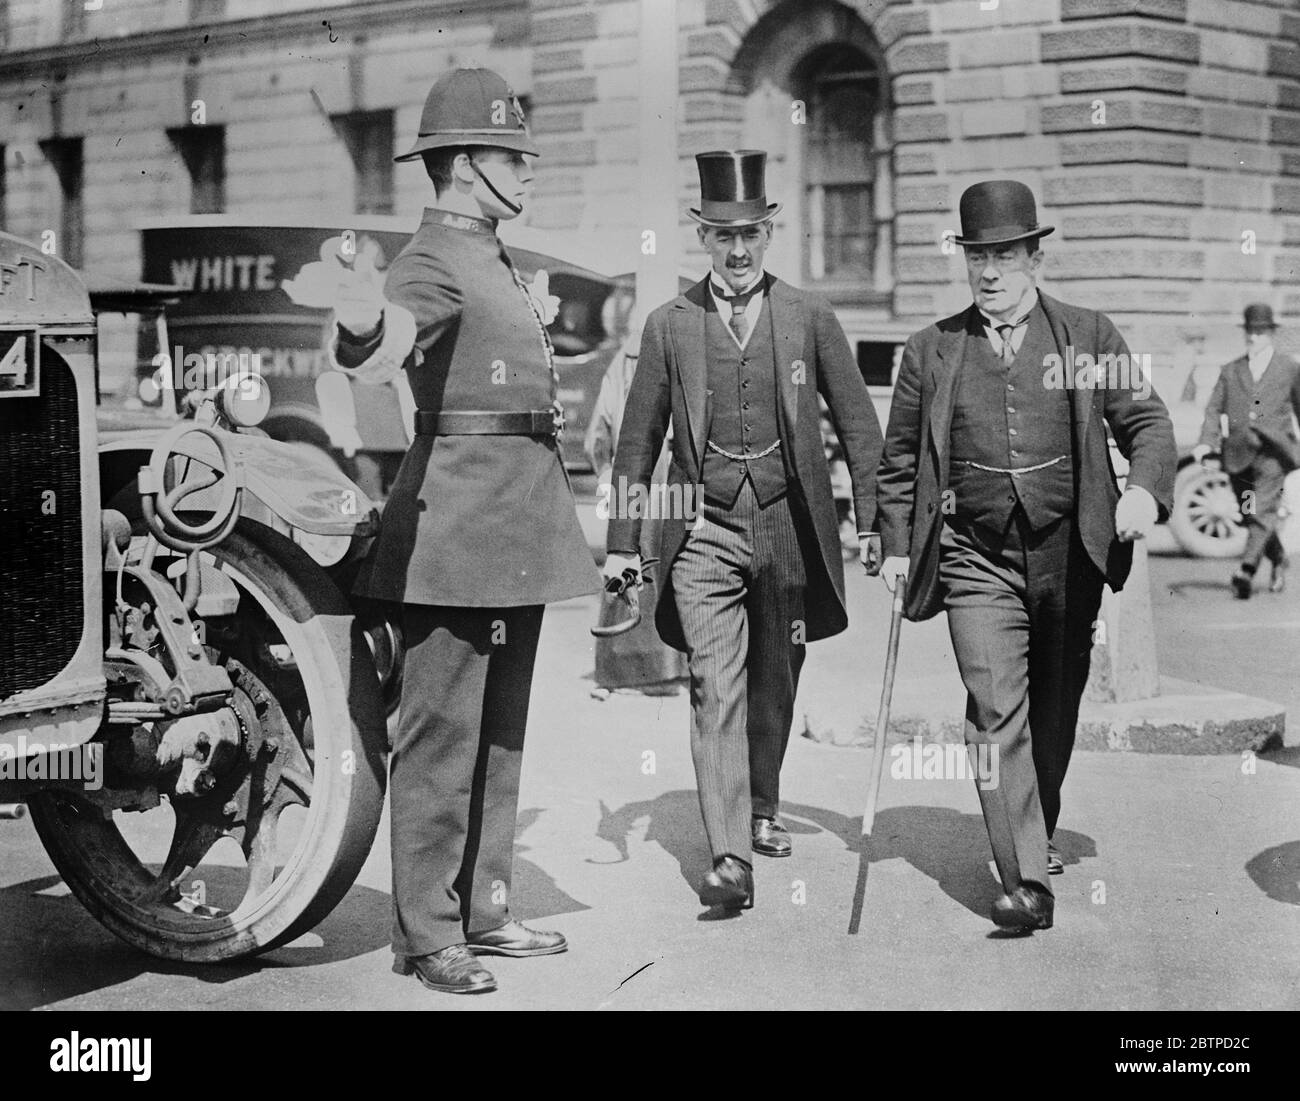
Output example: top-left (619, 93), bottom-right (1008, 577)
top-left (751, 816), bottom-right (792, 858)
top-left (466, 920), bottom-right (567, 958)
top-left (393, 944), bottom-right (497, 994)
top-left (991, 887), bottom-right (1054, 931)
top-left (1047, 840), bottom-right (1064, 876)
top-left (699, 856), bottom-right (754, 910)
top-left (1231, 571), bottom-right (1253, 599)
top-left (1270, 558), bottom-right (1288, 593)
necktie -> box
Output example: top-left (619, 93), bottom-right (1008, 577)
top-left (715, 283), bottom-right (761, 344)
top-left (994, 316), bottom-right (1028, 366)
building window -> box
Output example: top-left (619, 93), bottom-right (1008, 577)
top-left (798, 44), bottom-right (883, 288)
top-left (332, 110), bottom-right (394, 216)
top-left (39, 137), bottom-right (84, 268)
top-left (167, 125), bottom-right (226, 214)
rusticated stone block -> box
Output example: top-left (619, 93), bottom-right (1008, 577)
top-left (896, 182), bottom-right (952, 213)
top-left (533, 76), bottom-right (598, 105)
top-left (894, 79), bottom-right (936, 106)
top-left (1059, 134), bottom-right (1190, 165)
top-left (1267, 45), bottom-right (1300, 80)
top-left (1042, 22), bottom-right (1200, 64)
top-left (890, 40), bottom-right (951, 75)
top-left (896, 252), bottom-right (952, 283)
top-left (1061, 0), bottom-right (1187, 20)
top-left (1058, 207), bottom-right (1190, 238)
top-left (1041, 96), bottom-right (1201, 134)
top-left (1275, 183), bottom-right (1300, 214)
top-left (1059, 61), bottom-right (1188, 95)
top-left (1270, 115), bottom-right (1300, 147)
top-left (530, 13), bottom-right (598, 46)
top-left (1045, 171), bottom-right (1203, 206)
top-left (894, 110), bottom-right (949, 143)
top-left (895, 149), bottom-right (939, 175)
top-left (534, 48), bottom-right (586, 75)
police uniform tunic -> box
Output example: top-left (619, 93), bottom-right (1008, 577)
top-left (344, 207), bottom-right (598, 607)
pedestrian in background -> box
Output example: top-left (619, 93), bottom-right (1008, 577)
top-left (1193, 303), bottom-right (1300, 599)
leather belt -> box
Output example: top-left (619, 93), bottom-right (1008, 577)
top-left (952, 455), bottom-right (1067, 476)
top-left (413, 410), bottom-right (557, 437)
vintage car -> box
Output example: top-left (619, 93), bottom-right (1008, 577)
top-left (0, 230), bottom-right (392, 962)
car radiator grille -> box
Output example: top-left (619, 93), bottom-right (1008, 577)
top-left (0, 356), bottom-right (84, 701)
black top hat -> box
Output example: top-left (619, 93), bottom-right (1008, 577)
top-left (953, 179), bottom-right (1054, 247)
top-left (688, 150), bottom-right (781, 227)
top-left (395, 67), bottom-right (539, 162)
top-left (1242, 303), bottom-right (1278, 330)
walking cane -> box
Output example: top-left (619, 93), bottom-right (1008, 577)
top-left (848, 580), bottom-right (905, 934)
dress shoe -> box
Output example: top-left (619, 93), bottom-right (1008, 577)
top-left (991, 887), bottom-right (1054, 931)
top-left (393, 944), bottom-right (497, 994)
top-left (699, 856), bottom-right (754, 910)
top-left (751, 816), bottom-right (792, 858)
top-left (466, 920), bottom-right (567, 958)
top-left (1231, 571), bottom-right (1253, 599)
top-left (1047, 840), bottom-right (1064, 876)
top-left (1269, 558), bottom-right (1288, 593)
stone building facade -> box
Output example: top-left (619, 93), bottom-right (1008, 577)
top-left (1, 0), bottom-right (1297, 390)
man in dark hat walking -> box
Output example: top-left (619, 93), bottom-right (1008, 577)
top-left (330, 67), bottom-right (599, 993)
top-left (1193, 303), bottom-right (1300, 598)
top-left (875, 179), bottom-right (1176, 932)
top-left (605, 150), bottom-right (883, 910)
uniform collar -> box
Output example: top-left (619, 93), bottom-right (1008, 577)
top-left (423, 207), bottom-right (498, 235)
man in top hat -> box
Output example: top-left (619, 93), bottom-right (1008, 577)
top-left (605, 150), bottom-right (883, 910)
top-left (1192, 303), bottom-right (1300, 598)
top-left (875, 179), bottom-right (1176, 932)
top-left (330, 66), bottom-right (599, 994)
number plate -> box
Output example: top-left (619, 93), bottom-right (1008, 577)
top-left (0, 328), bottom-right (40, 398)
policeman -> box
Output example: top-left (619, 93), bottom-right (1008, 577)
top-left (331, 67), bottom-right (599, 995)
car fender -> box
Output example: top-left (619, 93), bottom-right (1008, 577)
top-left (99, 429), bottom-right (377, 537)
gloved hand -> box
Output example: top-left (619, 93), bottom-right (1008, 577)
top-left (603, 553), bottom-right (642, 590)
top-left (332, 302), bottom-right (417, 386)
top-left (1115, 484), bottom-right (1158, 542)
top-left (859, 533), bottom-right (882, 576)
top-left (880, 555), bottom-right (909, 594)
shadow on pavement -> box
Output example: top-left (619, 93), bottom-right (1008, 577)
top-left (512, 807), bottom-right (593, 922)
top-left (1245, 842), bottom-right (1300, 906)
top-left (0, 871), bottom-right (393, 1011)
top-left (589, 790), bottom-right (1096, 921)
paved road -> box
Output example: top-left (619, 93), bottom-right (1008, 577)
top-left (1, 551), bottom-right (1296, 1011)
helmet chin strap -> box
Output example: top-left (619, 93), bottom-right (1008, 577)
top-left (469, 158), bottom-right (522, 215)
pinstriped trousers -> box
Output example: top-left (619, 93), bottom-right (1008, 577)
top-left (671, 478), bottom-right (808, 862)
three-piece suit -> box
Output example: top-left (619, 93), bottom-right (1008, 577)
top-left (607, 273), bottom-right (881, 861)
top-left (877, 291), bottom-right (1176, 896)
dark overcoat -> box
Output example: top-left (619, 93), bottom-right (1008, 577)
top-left (606, 275), bottom-right (883, 651)
top-left (876, 292), bottom-right (1178, 622)
top-left (1197, 351), bottom-right (1300, 474)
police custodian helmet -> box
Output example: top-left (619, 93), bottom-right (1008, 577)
top-left (394, 66), bottom-right (539, 162)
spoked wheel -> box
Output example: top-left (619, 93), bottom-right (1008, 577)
top-left (27, 522), bottom-right (388, 962)
top-left (1169, 463), bottom-right (1249, 559)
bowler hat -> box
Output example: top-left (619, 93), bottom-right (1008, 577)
top-left (395, 67), bottom-right (538, 162)
top-left (953, 179), bottom-right (1054, 247)
top-left (1241, 303), bottom-right (1278, 330)
top-left (687, 150), bottom-right (781, 227)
